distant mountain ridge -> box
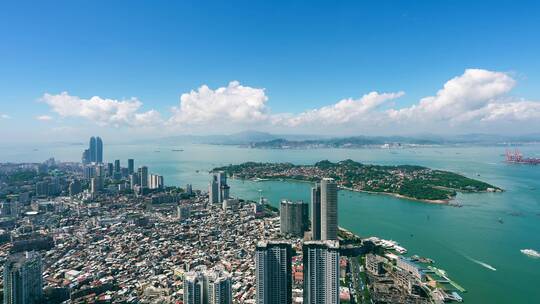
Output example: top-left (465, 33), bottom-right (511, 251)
top-left (147, 131), bottom-right (540, 147)
top-left (150, 130), bottom-right (328, 145)
top-left (249, 134), bottom-right (540, 149)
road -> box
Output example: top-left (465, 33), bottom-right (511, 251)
top-left (349, 256), bottom-right (372, 304)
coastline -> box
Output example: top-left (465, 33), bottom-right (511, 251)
top-left (232, 176), bottom-right (452, 205)
top-left (341, 186), bottom-right (450, 205)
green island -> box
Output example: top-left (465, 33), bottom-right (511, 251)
top-left (213, 159), bottom-right (502, 203)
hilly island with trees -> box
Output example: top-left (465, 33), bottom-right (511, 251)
top-left (213, 159), bottom-right (502, 203)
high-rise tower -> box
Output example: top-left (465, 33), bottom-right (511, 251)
top-left (209, 174), bottom-right (219, 204)
top-left (206, 267), bottom-right (232, 304)
top-left (95, 137), bottom-right (103, 163)
top-left (3, 251), bottom-right (43, 304)
top-left (320, 178), bottom-right (338, 241)
top-left (311, 184), bottom-right (321, 240)
top-left (280, 200), bottom-right (309, 237)
top-left (138, 166), bottom-right (148, 189)
top-left (255, 241), bottom-right (293, 304)
top-left (217, 171), bottom-right (229, 202)
top-left (183, 266), bottom-right (232, 304)
top-left (89, 137), bottom-right (97, 163)
top-left (128, 159), bottom-right (134, 174)
top-left (302, 240), bottom-right (340, 304)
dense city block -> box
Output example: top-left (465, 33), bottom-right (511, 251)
top-left (0, 138), bottom-right (467, 303)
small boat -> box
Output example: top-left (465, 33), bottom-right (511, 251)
top-left (520, 249), bottom-right (540, 258)
top-left (172, 149), bottom-right (184, 152)
top-left (253, 177), bottom-right (270, 182)
top-left (498, 218), bottom-right (504, 224)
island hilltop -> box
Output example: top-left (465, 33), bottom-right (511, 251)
top-left (213, 159), bottom-right (502, 203)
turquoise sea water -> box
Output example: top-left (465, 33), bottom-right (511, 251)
top-left (1, 143), bottom-right (539, 303)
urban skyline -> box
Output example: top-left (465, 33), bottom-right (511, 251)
top-left (1, 133), bottom-right (538, 303)
top-left (1, 1), bottom-right (539, 303)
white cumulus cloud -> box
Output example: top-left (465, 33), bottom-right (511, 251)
top-left (387, 69), bottom-right (517, 123)
top-left (38, 69), bottom-right (540, 134)
top-left (276, 91), bottom-right (405, 127)
top-left (475, 101), bottom-right (540, 122)
top-left (168, 81), bottom-right (269, 125)
top-left (41, 92), bottom-right (162, 127)
top-left (36, 115), bottom-right (53, 121)
top-left (1, 114), bottom-right (11, 119)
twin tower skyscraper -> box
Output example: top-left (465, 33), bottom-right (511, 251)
top-left (82, 136), bottom-right (103, 164)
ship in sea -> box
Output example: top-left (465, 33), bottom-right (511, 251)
top-left (505, 149), bottom-right (540, 165)
top-left (520, 249), bottom-right (540, 258)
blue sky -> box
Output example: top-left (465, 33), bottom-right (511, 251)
top-left (1, 0), bottom-right (540, 142)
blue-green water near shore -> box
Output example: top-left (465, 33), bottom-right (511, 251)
top-left (2, 143), bottom-right (539, 303)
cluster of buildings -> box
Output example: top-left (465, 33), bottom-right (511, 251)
top-left (0, 160), bottom-right (284, 303)
top-left (252, 177), bottom-right (344, 304)
top-left (0, 136), bottom-right (459, 304)
top-left (79, 136), bottom-right (164, 196)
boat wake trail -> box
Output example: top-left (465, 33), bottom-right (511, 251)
top-left (465, 256), bottom-right (497, 271)
top-left (521, 249), bottom-right (540, 258)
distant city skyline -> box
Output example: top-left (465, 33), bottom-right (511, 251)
top-left (1, 1), bottom-right (540, 142)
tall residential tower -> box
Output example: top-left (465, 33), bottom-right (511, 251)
top-left (303, 240), bottom-right (340, 304)
top-left (95, 136), bottom-right (103, 163)
top-left (183, 266), bottom-right (232, 304)
top-left (209, 172), bottom-right (230, 203)
top-left (320, 178), bottom-right (338, 241)
top-left (280, 200), bottom-right (309, 237)
top-left (311, 183), bottom-right (321, 240)
top-left (3, 251), bottom-right (43, 304)
top-left (255, 241), bottom-right (293, 304)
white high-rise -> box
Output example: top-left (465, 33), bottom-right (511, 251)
top-left (184, 267), bottom-right (205, 304)
top-left (302, 240), bottom-right (340, 304)
top-left (320, 178), bottom-right (338, 241)
top-left (183, 265), bottom-right (232, 304)
top-left (149, 174), bottom-right (164, 189)
top-left (206, 267), bottom-right (232, 304)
